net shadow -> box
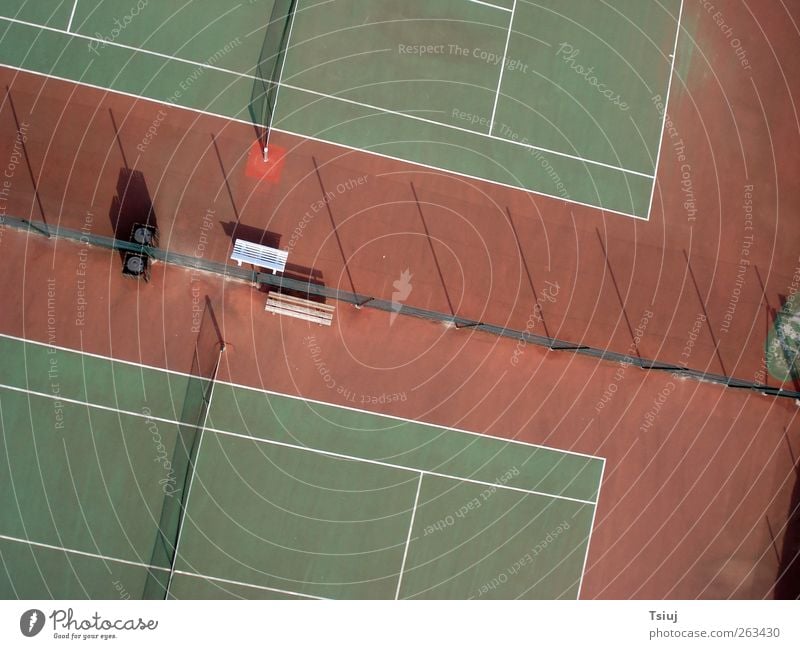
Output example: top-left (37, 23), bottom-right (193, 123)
top-left (249, 0), bottom-right (298, 147)
top-left (141, 297), bottom-right (224, 599)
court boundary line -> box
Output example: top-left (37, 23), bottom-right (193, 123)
top-left (66, 0), bottom-right (79, 32)
top-left (467, 0), bottom-right (512, 13)
top-left (0, 15), bottom-right (652, 179)
top-left (226, 381), bottom-right (605, 461)
top-left (0, 64), bottom-right (258, 126)
top-left (394, 473), bottom-right (424, 599)
top-left (1, 382), bottom-right (602, 598)
top-left (0, 381), bottom-right (600, 504)
top-left (0, 533), bottom-right (169, 572)
top-left (272, 126), bottom-right (648, 219)
top-left (577, 457), bottom-right (606, 599)
top-left (0, 533), bottom-right (322, 599)
top-left (645, 0), bottom-right (685, 220)
top-left (0, 63), bottom-right (647, 220)
top-left (278, 81), bottom-right (654, 179)
top-left (209, 428), bottom-right (599, 505)
top-left (0, 332), bottom-right (606, 461)
top-left (488, 0), bottom-right (516, 132)
top-left (171, 570), bottom-right (324, 600)
top-left (0, 16), bottom-right (259, 81)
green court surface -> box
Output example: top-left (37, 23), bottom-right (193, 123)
top-left (0, 334), bottom-right (604, 599)
top-left (0, 0), bottom-right (683, 218)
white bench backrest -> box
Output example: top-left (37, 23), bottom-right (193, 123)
top-left (231, 239), bottom-right (288, 272)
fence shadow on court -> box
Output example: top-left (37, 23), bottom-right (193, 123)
top-left (263, 262), bottom-right (327, 304)
top-left (220, 220), bottom-right (327, 303)
top-left (220, 220), bottom-right (281, 249)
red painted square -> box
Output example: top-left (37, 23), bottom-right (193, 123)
top-left (245, 141), bottom-right (286, 184)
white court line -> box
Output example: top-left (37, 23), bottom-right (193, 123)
top-left (488, 0), bottom-right (517, 132)
top-left (66, 0), bottom-right (79, 33)
top-left (210, 428), bottom-right (598, 505)
top-left (280, 81), bottom-right (654, 179)
top-left (271, 126), bottom-right (648, 219)
top-left (0, 381), bottom-right (599, 505)
top-left (0, 533), bottom-right (322, 599)
top-left (395, 473), bottom-right (424, 600)
top-left (0, 533), bottom-right (169, 572)
top-left (0, 14), bottom-right (653, 180)
top-left (172, 570), bottom-right (325, 600)
top-left (645, 0), bottom-right (685, 220)
top-left (0, 63), bottom-right (648, 220)
top-left (0, 16), bottom-right (257, 81)
top-left (230, 381), bottom-right (605, 461)
top-left (0, 331), bottom-right (198, 380)
top-left (0, 332), bottom-right (606, 461)
top-left (467, 0), bottom-right (513, 12)
top-left (577, 457), bottom-right (606, 599)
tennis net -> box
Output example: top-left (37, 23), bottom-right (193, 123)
top-left (249, 0), bottom-right (298, 158)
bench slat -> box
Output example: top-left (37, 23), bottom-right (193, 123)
top-left (265, 293), bottom-right (334, 326)
top-left (268, 293), bottom-right (335, 312)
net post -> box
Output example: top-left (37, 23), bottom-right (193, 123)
top-left (250, 0), bottom-right (297, 160)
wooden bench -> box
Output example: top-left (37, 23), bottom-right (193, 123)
top-left (265, 292), bottom-right (335, 326)
top-left (231, 239), bottom-right (288, 273)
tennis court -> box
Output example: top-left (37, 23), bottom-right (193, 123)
top-left (0, 333), bottom-right (604, 599)
top-left (0, 0), bottom-right (682, 218)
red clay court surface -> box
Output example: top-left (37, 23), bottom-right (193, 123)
top-left (0, 0), bottom-right (799, 598)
